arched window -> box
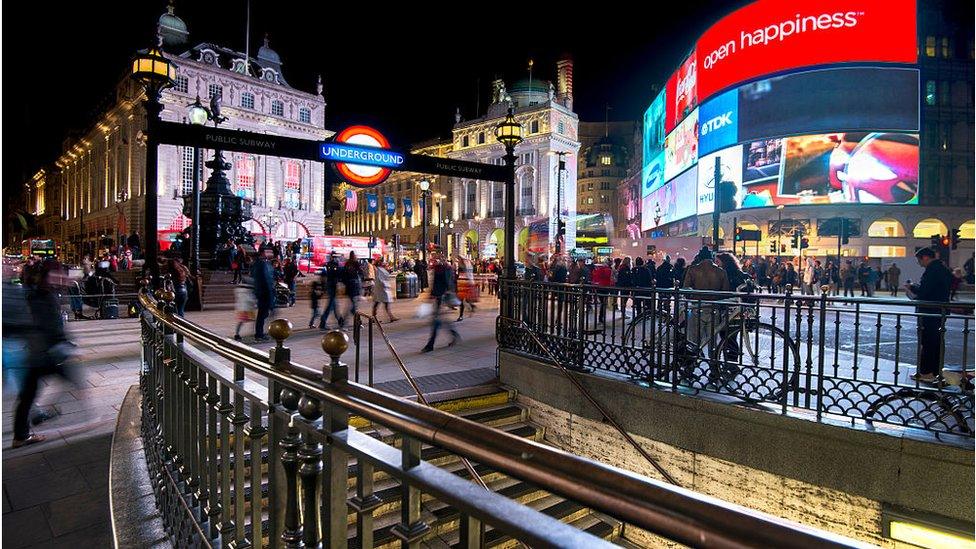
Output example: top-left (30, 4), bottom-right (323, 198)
top-left (867, 218), bottom-right (906, 238)
top-left (912, 218), bottom-right (948, 238)
top-left (234, 154), bottom-right (255, 200)
top-left (959, 219), bottom-right (976, 240)
top-left (519, 169), bottom-right (534, 212)
top-left (283, 161), bottom-right (301, 209)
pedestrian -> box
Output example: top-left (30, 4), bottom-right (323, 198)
top-left (232, 243), bottom-right (247, 284)
top-left (166, 257), bottom-right (190, 316)
top-left (318, 254), bottom-right (343, 330)
top-left (591, 258), bottom-right (614, 324)
top-left (818, 260), bottom-right (832, 295)
top-left (13, 259), bottom-right (79, 447)
top-left (802, 258), bottom-right (816, 295)
top-left (340, 251), bottom-right (364, 326)
top-left (857, 262), bottom-right (872, 296)
top-left (866, 265), bottom-right (878, 297)
top-left (887, 263), bottom-right (901, 297)
top-left (283, 257), bottom-right (300, 307)
top-left (421, 255), bottom-right (460, 352)
top-left (905, 247), bottom-right (951, 382)
top-left (250, 247), bottom-right (275, 342)
top-left (951, 268), bottom-right (964, 301)
top-left (683, 248), bottom-right (732, 379)
top-left (632, 256), bottom-right (653, 317)
top-left (414, 257), bottom-right (429, 292)
top-left (782, 262), bottom-right (798, 290)
top-left (455, 256), bottom-right (479, 321)
top-left (568, 257), bottom-right (583, 284)
top-left (841, 260), bottom-right (856, 298)
top-left (371, 258), bottom-right (399, 322)
top-left (308, 270), bottom-right (324, 328)
top-left (672, 258), bottom-right (687, 289)
top-left (233, 276), bottom-right (257, 340)
top-left (875, 266), bottom-right (884, 292)
top-left (616, 256), bottom-right (635, 317)
top-left (656, 256), bottom-right (673, 289)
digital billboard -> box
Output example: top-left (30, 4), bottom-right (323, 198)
top-left (737, 67), bottom-right (919, 141)
top-left (665, 52), bottom-right (698, 133)
top-left (643, 90), bottom-right (666, 164)
top-left (696, 0), bottom-right (916, 100)
top-left (664, 108), bottom-right (698, 181)
top-left (642, 166), bottom-right (699, 232)
top-left (639, 0), bottom-right (919, 233)
top-left (697, 146), bottom-right (743, 215)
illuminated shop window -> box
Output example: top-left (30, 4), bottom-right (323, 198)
top-left (925, 36), bottom-right (936, 57)
top-left (868, 246), bottom-right (906, 258)
top-left (867, 219), bottom-right (906, 237)
top-left (235, 154), bottom-right (255, 200)
top-left (283, 161), bottom-right (301, 208)
top-left (925, 81), bottom-right (937, 105)
top-left (272, 100), bottom-right (284, 117)
top-left (959, 220), bottom-right (976, 240)
top-left (941, 37), bottom-right (951, 58)
top-left (912, 218), bottom-right (948, 238)
top-left (241, 92), bottom-right (255, 110)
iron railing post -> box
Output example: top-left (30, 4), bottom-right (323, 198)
top-left (321, 331), bottom-right (350, 549)
top-left (817, 287), bottom-right (828, 422)
top-left (269, 319), bottom-right (293, 548)
top-left (781, 285), bottom-right (793, 416)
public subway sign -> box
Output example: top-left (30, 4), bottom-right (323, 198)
top-left (320, 126), bottom-right (403, 187)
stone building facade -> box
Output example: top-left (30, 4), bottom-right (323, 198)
top-left (24, 5), bottom-right (329, 260)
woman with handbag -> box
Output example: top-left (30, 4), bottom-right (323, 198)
top-left (455, 256), bottom-right (479, 321)
top-left (372, 258), bottom-right (399, 322)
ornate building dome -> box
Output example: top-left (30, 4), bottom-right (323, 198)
top-left (510, 78), bottom-right (552, 108)
top-left (158, 2), bottom-right (189, 48)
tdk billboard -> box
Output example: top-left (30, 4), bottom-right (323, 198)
top-left (698, 89), bottom-right (737, 156)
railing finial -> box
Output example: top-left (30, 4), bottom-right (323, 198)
top-left (269, 318), bottom-right (293, 348)
top-left (322, 330), bottom-right (349, 383)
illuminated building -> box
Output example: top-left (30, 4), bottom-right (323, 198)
top-left (633, 0), bottom-right (973, 283)
top-left (576, 121), bottom-right (632, 224)
top-left (338, 58), bottom-right (581, 262)
top-left (23, 4), bottom-right (329, 259)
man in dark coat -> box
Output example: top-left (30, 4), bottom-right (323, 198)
top-left (906, 247), bottom-right (952, 382)
top-left (421, 256), bottom-right (459, 352)
top-left (251, 247), bottom-right (276, 341)
top-left (319, 253), bottom-right (343, 330)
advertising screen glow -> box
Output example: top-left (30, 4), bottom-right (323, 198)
top-left (642, 166), bottom-right (698, 232)
top-left (664, 108), bottom-right (698, 181)
top-left (665, 52), bottom-right (698, 133)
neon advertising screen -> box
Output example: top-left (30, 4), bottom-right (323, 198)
top-left (641, 0), bottom-right (919, 231)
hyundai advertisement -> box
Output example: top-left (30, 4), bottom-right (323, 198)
top-left (640, 0), bottom-right (919, 232)
top-left (642, 166), bottom-right (699, 232)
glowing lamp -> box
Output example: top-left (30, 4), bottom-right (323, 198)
top-left (131, 43), bottom-right (176, 92)
top-left (494, 107), bottom-right (523, 149)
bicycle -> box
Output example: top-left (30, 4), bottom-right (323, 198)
top-left (623, 283), bottom-right (803, 405)
top-left (864, 369), bottom-right (974, 436)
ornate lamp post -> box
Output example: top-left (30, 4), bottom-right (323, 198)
top-left (494, 107), bottom-right (523, 280)
top-left (549, 151), bottom-right (570, 255)
top-left (186, 96), bottom-right (209, 277)
top-left (418, 179), bottom-right (431, 263)
top-left (131, 37), bottom-right (176, 286)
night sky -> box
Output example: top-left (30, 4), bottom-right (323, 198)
top-left (5, 0), bottom-right (753, 200)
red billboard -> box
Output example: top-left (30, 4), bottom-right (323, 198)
top-left (696, 0), bottom-right (917, 101)
top-left (665, 52), bottom-right (698, 133)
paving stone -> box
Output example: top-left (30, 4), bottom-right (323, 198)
top-left (5, 467), bottom-right (90, 511)
top-left (41, 488), bottom-right (110, 538)
top-left (41, 434), bottom-right (112, 471)
top-left (78, 460), bottom-right (109, 489)
top-left (2, 453), bottom-right (54, 481)
top-left (1, 507), bottom-right (54, 548)
top-left (23, 521), bottom-right (113, 549)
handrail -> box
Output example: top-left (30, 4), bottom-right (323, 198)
top-left (353, 310), bottom-right (491, 492)
top-left (501, 314), bottom-right (681, 486)
top-left (137, 290), bottom-right (870, 548)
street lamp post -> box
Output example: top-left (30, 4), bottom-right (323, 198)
top-left (550, 151), bottom-right (569, 255)
top-left (418, 179), bottom-right (431, 263)
top-left (494, 107), bottom-right (523, 280)
top-left (131, 37), bottom-right (176, 286)
top-left (186, 96), bottom-right (209, 278)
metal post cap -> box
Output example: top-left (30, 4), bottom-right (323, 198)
top-left (821, 285), bottom-right (831, 293)
top-left (161, 290), bottom-right (176, 302)
top-left (784, 284), bottom-right (793, 294)
top-left (321, 330), bottom-right (349, 358)
top-left (154, 288), bottom-right (165, 299)
top-left (138, 277), bottom-right (151, 288)
top-left (269, 319), bottom-right (293, 343)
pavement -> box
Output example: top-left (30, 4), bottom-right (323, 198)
top-left (1, 291), bottom-right (501, 548)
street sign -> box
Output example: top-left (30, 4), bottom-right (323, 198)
top-left (596, 246), bottom-right (614, 255)
top-left (324, 126), bottom-right (402, 187)
top-left (401, 155), bottom-right (508, 181)
top-left (154, 121), bottom-right (320, 158)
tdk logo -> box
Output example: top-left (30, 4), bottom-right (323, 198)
top-left (701, 112), bottom-right (733, 135)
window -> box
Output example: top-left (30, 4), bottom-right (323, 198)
top-left (235, 154), bottom-right (255, 200)
top-left (940, 80), bottom-right (950, 105)
top-left (521, 185), bottom-right (533, 197)
top-left (557, 121), bottom-right (565, 134)
top-left (925, 81), bottom-right (936, 105)
top-left (941, 37), bottom-right (951, 58)
top-left (867, 218), bottom-right (906, 237)
top-left (521, 152), bottom-right (534, 165)
top-left (299, 107), bottom-right (311, 123)
top-left (587, 183), bottom-right (593, 191)
top-left (600, 155), bottom-right (612, 166)
top-left (912, 218), bottom-right (948, 238)
top-left (272, 100), bottom-right (284, 116)
top-left (867, 246), bottom-right (906, 258)
top-left (241, 92), bottom-right (255, 110)
top-left (587, 197), bottom-right (594, 204)
top-left (462, 135), bottom-right (469, 147)
top-left (925, 36), bottom-right (936, 57)
top-left (174, 75), bottom-right (189, 93)
top-left (283, 161), bottom-right (301, 208)
top-left (601, 169), bottom-right (610, 176)
top-left (478, 132), bottom-right (485, 144)
top-left (208, 83), bottom-right (223, 100)
top-left (180, 147), bottom-right (196, 195)
top-left (530, 120), bottom-right (539, 133)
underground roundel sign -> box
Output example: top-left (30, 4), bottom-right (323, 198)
top-left (320, 126), bottom-right (404, 187)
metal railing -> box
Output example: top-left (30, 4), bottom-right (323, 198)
top-left (497, 279), bottom-right (975, 442)
top-left (136, 286), bottom-right (868, 547)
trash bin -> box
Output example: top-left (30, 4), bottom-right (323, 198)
top-left (396, 271), bottom-right (419, 298)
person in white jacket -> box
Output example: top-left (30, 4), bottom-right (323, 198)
top-left (371, 259), bottom-right (398, 322)
top-left (802, 258), bottom-right (816, 295)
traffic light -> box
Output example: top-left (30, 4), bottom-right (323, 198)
top-left (780, 244), bottom-right (787, 253)
top-left (791, 232), bottom-right (800, 248)
top-left (940, 235), bottom-right (951, 248)
top-left (840, 218), bottom-right (850, 244)
top-left (557, 219), bottom-right (566, 237)
top-left (734, 227), bottom-right (743, 241)
top-left (800, 237), bottom-right (810, 249)
top-left (769, 242), bottom-right (777, 253)
top-left (951, 228), bottom-right (961, 250)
